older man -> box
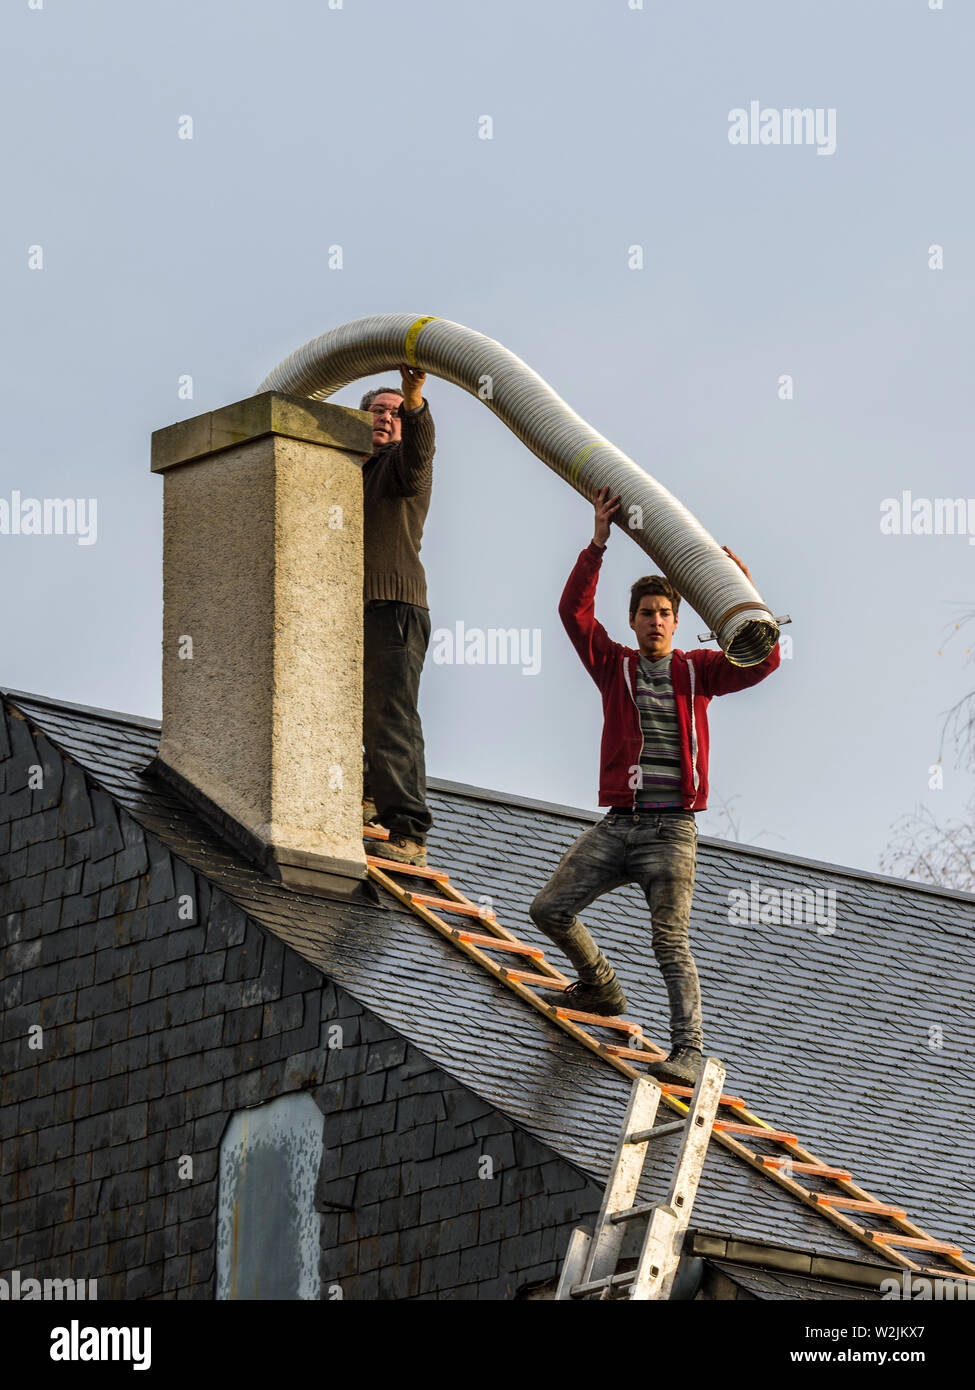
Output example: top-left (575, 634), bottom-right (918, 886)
top-left (359, 365), bottom-right (436, 867)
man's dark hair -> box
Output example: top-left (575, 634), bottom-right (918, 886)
top-left (360, 385), bottom-right (404, 411)
top-left (629, 575), bottom-right (680, 620)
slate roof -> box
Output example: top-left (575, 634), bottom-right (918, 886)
top-left (4, 685), bottom-right (975, 1273)
top-left (707, 1260), bottom-right (884, 1301)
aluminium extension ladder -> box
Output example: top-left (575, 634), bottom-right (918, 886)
top-left (363, 828), bottom-right (975, 1283)
top-left (555, 1062), bottom-right (725, 1300)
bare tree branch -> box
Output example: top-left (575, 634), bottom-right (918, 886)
top-left (702, 792), bottom-right (785, 848)
top-left (880, 802), bottom-right (975, 892)
top-left (881, 605), bottom-right (975, 891)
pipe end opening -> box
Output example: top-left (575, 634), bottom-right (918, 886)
top-left (723, 618), bottom-right (781, 668)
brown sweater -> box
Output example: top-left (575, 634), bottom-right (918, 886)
top-left (361, 398), bottom-right (435, 608)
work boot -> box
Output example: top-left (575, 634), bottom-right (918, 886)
top-left (542, 975), bottom-right (628, 1018)
top-left (382, 835), bottom-right (427, 868)
top-left (644, 1047), bottom-right (705, 1086)
top-left (362, 797), bottom-right (384, 828)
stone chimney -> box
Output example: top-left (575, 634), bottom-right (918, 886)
top-left (147, 392), bottom-right (373, 899)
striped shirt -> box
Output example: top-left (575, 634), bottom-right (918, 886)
top-left (633, 652), bottom-right (684, 807)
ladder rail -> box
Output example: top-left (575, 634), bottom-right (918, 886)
top-left (558, 1061), bottom-right (725, 1301)
top-left (717, 1101), bottom-right (975, 1272)
top-left (592, 1043), bottom-right (975, 1276)
top-left (554, 1227), bottom-right (592, 1301)
top-left (579, 1077), bottom-right (662, 1292)
top-left (630, 1057), bottom-right (726, 1300)
top-left (368, 862), bottom-right (645, 1083)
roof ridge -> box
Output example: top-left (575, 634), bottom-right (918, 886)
top-left (4, 686), bottom-right (975, 908)
top-left (0, 686), bottom-right (162, 732)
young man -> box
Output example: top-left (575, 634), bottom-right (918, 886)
top-left (530, 486), bottom-right (780, 1085)
top-left (360, 364), bottom-right (436, 867)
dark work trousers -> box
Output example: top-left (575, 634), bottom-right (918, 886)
top-left (529, 810), bottom-right (703, 1050)
top-left (362, 599), bottom-right (433, 843)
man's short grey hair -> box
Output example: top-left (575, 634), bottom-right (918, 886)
top-left (360, 385), bottom-right (404, 411)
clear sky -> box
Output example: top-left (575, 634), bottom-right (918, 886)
top-left (3, 0), bottom-right (972, 878)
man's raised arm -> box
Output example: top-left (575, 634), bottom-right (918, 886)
top-left (558, 486), bottom-right (624, 682)
top-left (389, 364), bottom-right (435, 497)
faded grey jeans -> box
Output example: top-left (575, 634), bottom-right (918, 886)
top-left (529, 809), bottom-right (703, 1050)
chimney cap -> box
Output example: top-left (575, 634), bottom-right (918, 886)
top-left (151, 390), bottom-right (372, 474)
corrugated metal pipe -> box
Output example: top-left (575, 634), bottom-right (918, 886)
top-left (259, 314), bottom-right (780, 666)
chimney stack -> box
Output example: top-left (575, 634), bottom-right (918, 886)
top-left (147, 392), bottom-right (373, 898)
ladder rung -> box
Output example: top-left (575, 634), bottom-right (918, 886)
top-left (366, 856), bottom-right (450, 881)
top-left (500, 967), bottom-right (570, 989)
top-left (362, 824), bottom-right (389, 840)
top-left (813, 1196), bottom-right (907, 1217)
top-left (454, 931), bottom-right (543, 956)
top-left (625, 1121), bottom-right (686, 1144)
top-left (504, 968), bottom-right (572, 987)
top-left (601, 1056), bottom-right (745, 1109)
top-left (714, 1122), bottom-right (798, 1143)
top-left (405, 893), bottom-right (496, 920)
top-left (600, 1043), bottom-right (667, 1060)
top-left (871, 1234), bottom-right (963, 1256)
top-left (763, 1158), bottom-right (852, 1180)
top-left (555, 1010), bottom-right (643, 1035)
top-left (571, 1270), bottom-right (635, 1298)
top-left (610, 1201), bottom-right (660, 1225)
top-left (661, 1083), bottom-right (745, 1107)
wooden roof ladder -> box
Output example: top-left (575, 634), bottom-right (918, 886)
top-left (365, 838), bottom-right (975, 1282)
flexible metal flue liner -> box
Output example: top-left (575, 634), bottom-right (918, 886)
top-left (259, 314), bottom-right (779, 665)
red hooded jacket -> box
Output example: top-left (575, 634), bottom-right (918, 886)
top-left (559, 542), bottom-right (780, 810)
